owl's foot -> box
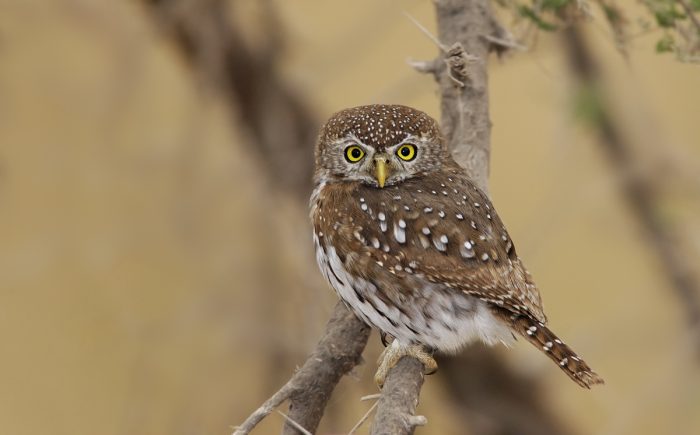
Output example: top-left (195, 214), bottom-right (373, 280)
top-left (374, 341), bottom-right (437, 388)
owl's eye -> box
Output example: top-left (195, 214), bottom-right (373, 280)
top-left (396, 143), bottom-right (417, 161)
top-left (344, 145), bottom-right (365, 163)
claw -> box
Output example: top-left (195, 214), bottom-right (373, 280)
top-left (380, 331), bottom-right (392, 347)
top-left (374, 341), bottom-right (438, 388)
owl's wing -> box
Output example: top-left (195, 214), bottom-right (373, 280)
top-left (336, 175), bottom-right (547, 324)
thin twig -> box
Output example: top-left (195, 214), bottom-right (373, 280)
top-left (232, 383), bottom-right (296, 435)
top-left (678, 0), bottom-right (700, 36)
top-left (348, 401), bottom-right (380, 435)
top-left (402, 10), bottom-right (448, 51)
top-left (277, 411), bottom-right (312, 435)
top-left (481, 33), bottom-right (528, 51)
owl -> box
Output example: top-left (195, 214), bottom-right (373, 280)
top-left (310, 104), bottom-right (603, 388)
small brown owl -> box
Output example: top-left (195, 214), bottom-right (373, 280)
top-left (310, 104), bottom-right (603, 388)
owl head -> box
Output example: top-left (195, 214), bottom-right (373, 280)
top-left (314, 105), bottom-right (450, 188)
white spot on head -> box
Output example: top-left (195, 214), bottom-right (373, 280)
top-left (424, 207), bottom-right (433, 213)
top-left (440, 235), bottom-right (448, 244)
top-left (378, 212), bottom-right (386, 221)
top-left (438, 210), bottom-right (445, 218)
top-left (421, 227), bottom-right (431, 235)
top-left (456, 213), bottom-right (464, 220)
top-left (361, 203), bottom-right (368, 211)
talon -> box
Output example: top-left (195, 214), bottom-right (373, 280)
top-left (374, 342), bottom-right (438, 388)
top-left (380, 331), bottom-right (393, 347)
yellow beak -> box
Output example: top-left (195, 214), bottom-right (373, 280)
top-left (375, 158), bottom-right (388, 188)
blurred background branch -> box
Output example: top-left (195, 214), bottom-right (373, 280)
top-left (562, 24), bottom-right (700, 336)
top-left (145, 0), bottom-right (317, 197)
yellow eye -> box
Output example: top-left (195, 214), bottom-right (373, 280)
top-left (344, 145), bottom-right (365, 163)
top-left (396, 144), bottom-right (417, 161)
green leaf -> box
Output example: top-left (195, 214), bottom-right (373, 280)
top-left (654, 7), bottom-right (685, 28)
top-left (518, 6), bottom-right (558, 31)
top-left (541, 0), bottom-right (571, 11)
top-left (655, 35), bottom-right (675, 53)
top-left (691, 0), bottom-right (700, 11)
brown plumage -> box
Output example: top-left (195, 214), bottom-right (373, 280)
top-left (310, 104), bottom-right (603, 388)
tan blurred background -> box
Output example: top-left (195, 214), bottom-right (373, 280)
top-left (1, 0), bottom-right (699, 434)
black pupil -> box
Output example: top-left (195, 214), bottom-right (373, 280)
top-left (401, 147), bottom-right (410, 156)
top-left (351, 148), bottom-right (361, 159)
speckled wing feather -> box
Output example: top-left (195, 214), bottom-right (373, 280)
top-left (314, 165), bottom-right (547, 324)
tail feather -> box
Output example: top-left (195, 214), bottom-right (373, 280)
top-left (507, 314), bottom-right (604, 388)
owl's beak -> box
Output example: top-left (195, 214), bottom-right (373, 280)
top-left (374, 157), bottom-right (388, 188)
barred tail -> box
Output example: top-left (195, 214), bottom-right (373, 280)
top-left (508, 315), bottom-right (604, 388)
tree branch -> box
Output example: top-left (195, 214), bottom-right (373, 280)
top-left (370, 358), bottom-right (427, 435)
top-left (436, 0), bottom-right (496, 191)
top-left (233, 302), bottom-right (370, 435)
top-left (368, 1), bottom-right (500, 432)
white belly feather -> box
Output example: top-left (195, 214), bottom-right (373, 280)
top-left (313, 232), bottom-right (514, 353)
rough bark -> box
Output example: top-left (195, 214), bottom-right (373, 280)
top-left (436, 0), bottom-right (496, 191)
top-left (369, 358), bottom-right (426, 435)
top-left (231, 302), bottom-right (370, 434)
